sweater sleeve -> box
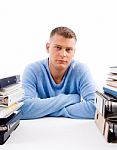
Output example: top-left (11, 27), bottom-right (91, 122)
top-left (49, 100), bottom-right (96, 119)
top-left (64, 65), bottom-right (96, 119)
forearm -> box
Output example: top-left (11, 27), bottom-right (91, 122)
top-left (21, 93), bottom-right (80, 119)
top-left (50, 100), bottom-right (96, 119)
top-left (66, 100), bottom-right (96, 119)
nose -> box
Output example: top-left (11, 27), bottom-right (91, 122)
top-left (60, 49), bottom-right (67, 57)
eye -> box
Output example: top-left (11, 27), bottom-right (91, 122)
top-left (54, 45), bottom-right (62, 50)
top-left (66, 48), bottom-right (73, 53)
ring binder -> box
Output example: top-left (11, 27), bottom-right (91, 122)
top-left (0, 110), bottom-right (22, 145)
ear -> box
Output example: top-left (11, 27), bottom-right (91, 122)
top-left (46, 43), bottom-right (50, 53)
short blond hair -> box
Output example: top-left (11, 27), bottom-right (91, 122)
top-left (50, 26), bottom-right (77, 41)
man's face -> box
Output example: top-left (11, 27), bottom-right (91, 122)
top-left (46, 34), bottom-right (76, 71)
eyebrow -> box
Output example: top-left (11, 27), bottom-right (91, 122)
top-left (53, 44), bottom-right (73, 49)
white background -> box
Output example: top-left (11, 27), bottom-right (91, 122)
top-left (0, 0), bottom-right (117, 89)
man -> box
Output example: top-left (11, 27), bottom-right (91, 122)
top-left (21, 26), bottom-right (96, 120)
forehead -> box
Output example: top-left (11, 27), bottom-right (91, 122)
top-left (50, 34), bottom-right (76, 47)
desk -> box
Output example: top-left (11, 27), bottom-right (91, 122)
top-left (1, 117), bottom-right (117, 150)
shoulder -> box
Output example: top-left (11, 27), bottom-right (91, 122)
top-left (70, 60), bottom-right (90, 74)
top-left (22, 58), bottom-right (49, 80)
top-left (22, 58), bottom-right (48, 82)
top-left (70, 60), bottom-right (95, 87)
top-left (24, 58), bottom-right (48, 73)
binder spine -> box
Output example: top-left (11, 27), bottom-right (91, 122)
top-left (0, 75), bottom-right (20, 88)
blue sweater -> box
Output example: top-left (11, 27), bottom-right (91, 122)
top-left (21, 58), bottom-right (96, 119)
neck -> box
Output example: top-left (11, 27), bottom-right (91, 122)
top-left (49, 64), bottom-right (66, 84)
top-left (51, 72), bottom-right (65, 84)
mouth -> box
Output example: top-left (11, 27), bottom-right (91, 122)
top-left (56, 60), bottom-right (67, 64)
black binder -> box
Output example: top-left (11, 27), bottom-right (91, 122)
top-left (0, 110), bottom-right (22, 145)
top-left (0, 75), bottom-right (20, 88)
top-left (95, 91), bottom-right (117, 118)
top-left (95, 110), bottom-right (117, 143)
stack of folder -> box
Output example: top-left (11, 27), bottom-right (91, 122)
top-left (95, 91), bottom-right (117, 143)
top-left (95, 66), bottom-right (117, 143)
top-left (0, 75), bottom-right (24, 145)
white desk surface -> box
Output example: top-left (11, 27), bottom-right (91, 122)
top-left (1, 117), bottom-right (117, 150)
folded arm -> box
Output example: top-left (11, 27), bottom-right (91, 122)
top-left (49, 99), bottom-right (96, 119)
top-left (21, 94), bottom-right (80, 119)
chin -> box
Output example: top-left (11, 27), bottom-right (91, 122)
top-left (56, 64), bottom-right (68, 70)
